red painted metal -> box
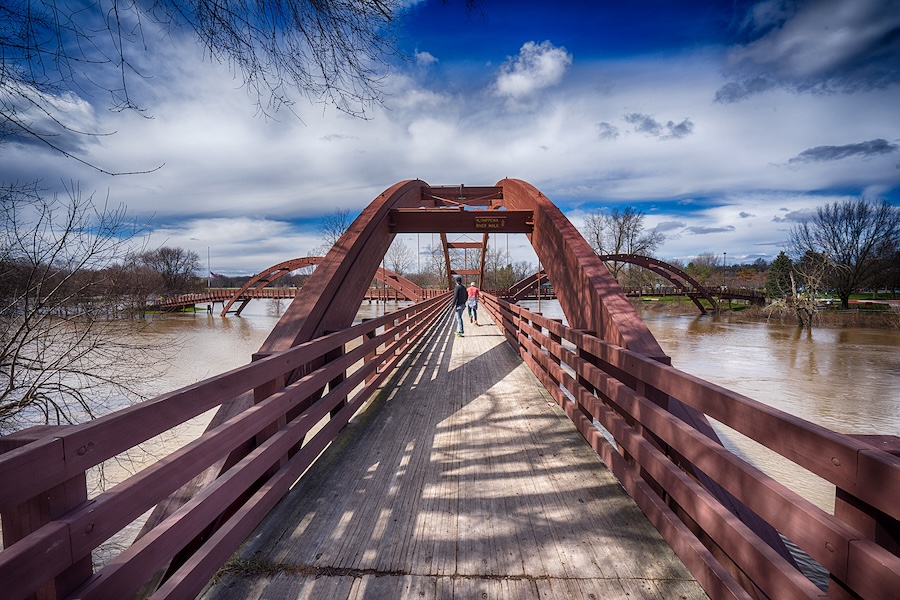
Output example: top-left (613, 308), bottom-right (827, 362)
top-left (217, 257), bottom-right (426, 315)
top-left (597, 253), bottom-right (720, 314)
top-left (497, 179), bottom-right (666, 360)
top-left (423, 184), bottom-right (502, 206)
top-left (389, 208), bottom-right (533, 233)
top-left (508, 270), bottom-right (548, 301)
top-left (480, 293), bottom-right (900, 600)
top-left (2, 179), bottom-right (899, 600)
top-left (0, 295), bottom-right (448, 600)
top-left (219, 256), bottom-right (322, 316)
top-left (261, 180), bottom-right (429, 353)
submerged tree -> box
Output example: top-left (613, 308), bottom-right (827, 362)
top-left (0, 185), bottom-right (161, 433)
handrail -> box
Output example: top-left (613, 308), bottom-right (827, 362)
top-left (481, 293), bottom-right (900, 600)
top-left (0, 294), bottom-right (450, 600)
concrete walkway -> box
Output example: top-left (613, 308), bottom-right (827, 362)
top-left (199, 308), bottom-right (707, 599)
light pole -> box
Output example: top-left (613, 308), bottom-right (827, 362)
top-left (722, 251), bottom-right (727, 289)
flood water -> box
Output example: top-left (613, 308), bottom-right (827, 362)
top-left (640, 308), bottom-right (900, 513)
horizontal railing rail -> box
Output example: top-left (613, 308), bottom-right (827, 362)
top-left (480, 293), bottom-right (900, 600)
top-left (154, 287), bottom-right (445, 309)
top-left (0, 293), bottom-right (450, 600)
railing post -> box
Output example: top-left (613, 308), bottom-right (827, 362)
top-left (361, 319), bottom-right (379, 384)
top-left (324, 332), bottom-right (347, 418)
top-left (829, 435), bottom-right (900, 599)
top-left (573, 329), bottom-right (601, 427)
top-left (0, 426), bottom-right (92, 600)
top-left (251, 352), bottom-right (287, 473)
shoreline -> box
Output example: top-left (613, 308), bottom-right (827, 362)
top-left (631, 298), bottom-right (900, 329)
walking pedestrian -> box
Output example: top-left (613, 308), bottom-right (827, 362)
top-left (466, 281), bottom-right (480, 325)
top-left (453, 275), bottom-right (467, 337)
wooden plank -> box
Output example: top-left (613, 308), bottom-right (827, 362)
top-left (0, 433), bottom-right (68, 513)
top-left (0, 521), bottom-right (72, 600)
top-left (197, 310), bottom-right (706, 600)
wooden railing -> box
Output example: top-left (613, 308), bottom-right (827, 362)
top-left (481, 293), bottom-right (900, 600)
top-left (155, 287), bottom-right (445, 310)
top-left (0, 294), bottom-right (450, 600)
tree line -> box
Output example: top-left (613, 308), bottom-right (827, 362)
top-left (582, 198), bottom-right (900, 328)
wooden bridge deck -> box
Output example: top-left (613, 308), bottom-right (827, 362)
top-left (199, 310), bottom-right (706, 599)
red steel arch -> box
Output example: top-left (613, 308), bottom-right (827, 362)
top-left (260, 180), bottom-right (431, 354)
top-left (258, 179), bottom-right (665, 360)
top-left (209, 180), bottom-right (784, 589)
top-left (220, 256), bottom-right (320, 316)
top-left (597, 253), bottom-right (720, 314)
top-left (220, 257), bottom-right (425, 316)
top-left (498, 179), bottom-right (666, 360)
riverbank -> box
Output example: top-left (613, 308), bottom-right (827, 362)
top-left (631, 297), bottom-right (900, 329)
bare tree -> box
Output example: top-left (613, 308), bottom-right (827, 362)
top-left (139, 247), bottom-right (202, 295)
top-left (582, 207), bottom-right (665, 280)
top-left (312, 208), bottom-right (353, 255)
top-left (1, 1), bottom-right (401, 166)
top-left (789, 198), bottom-right (900, 309)
top-left (1, 184), bottom-right (160, 433)
top-left (423, 243), bottom-right (447, 289)
top-left (1, 1), bottom-right (480, 176)
top-left (482, 246), bottom-right (513, 290)
top-left (385, 238), bottom-right (413, 275)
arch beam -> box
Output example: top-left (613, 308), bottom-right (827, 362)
top-left (389, 209), bottom-right (532, 233)
top-left (597, 253), bottom-right (719, 314)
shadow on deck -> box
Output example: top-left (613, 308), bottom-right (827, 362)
top-left (200, 310), bottom-right (706, 599)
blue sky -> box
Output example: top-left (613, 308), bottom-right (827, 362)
top-left (3, 0), bottom-right (899, 274)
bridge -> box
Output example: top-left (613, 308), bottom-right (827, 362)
top-left (153, 260), bottom-right (443, 314)
top-left (1, 179), bottom-right (898, 600)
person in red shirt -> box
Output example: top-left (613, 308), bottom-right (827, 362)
top-left (466, 282), bottom-right (480, 326)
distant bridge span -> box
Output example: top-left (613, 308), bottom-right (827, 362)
top-left (597, 253), bottom-right (720, 314)
top-left (219, 257), bottom-right (429, 316)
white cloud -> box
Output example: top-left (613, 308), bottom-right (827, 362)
top-left (721, 0), bottom-right (900, 99)
top-left (3, 24), bottom-right (897, 273)
top-left (414, 50), bottom-right (438, 66)
top-left (493, 41), bottom-right (573, 101)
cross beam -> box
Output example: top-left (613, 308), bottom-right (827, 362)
top-left (389, 208), bottom-right (533, 233)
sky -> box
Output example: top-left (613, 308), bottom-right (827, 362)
top-left (3, 0), bottom-right (900, 275)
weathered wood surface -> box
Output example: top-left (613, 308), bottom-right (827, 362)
top-left (199, 309), bottom-right (706, 599)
